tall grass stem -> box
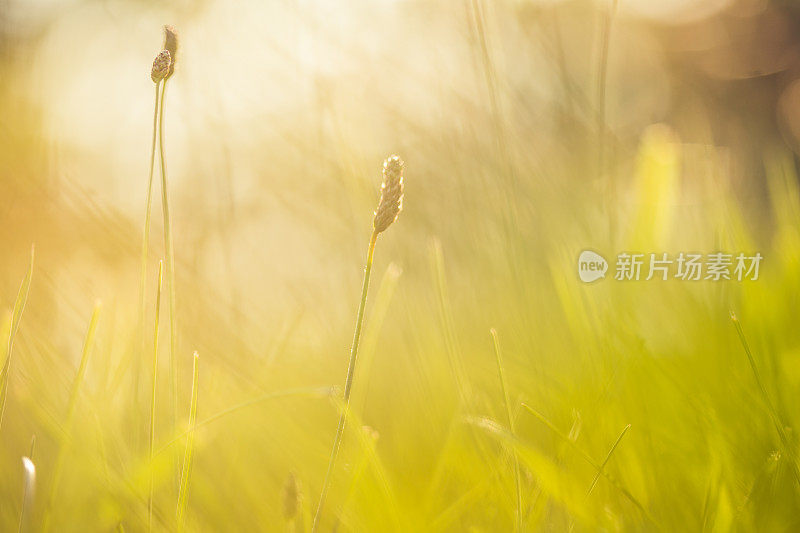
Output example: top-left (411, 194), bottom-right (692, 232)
top-left (138, 81), bottom-right (162, 406)
top-left (312, 230), bottom-right (378, 532)
top-left (157, 80), bottom-right (179, 434)
top-left (149, 261), bottom-right (164, 531)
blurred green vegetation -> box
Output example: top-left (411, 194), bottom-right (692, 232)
top-left (2, 0), bottom-right (800, 531)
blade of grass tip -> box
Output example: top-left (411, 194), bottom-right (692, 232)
top-left (730, 311), bottom-right (779, 427)
top-left (0, 245), bottom-right (34, 432)
top-left (66, 303), bottom-right (101, 420)
top-left (158, 78), bottom-right (179, 435)
top-left (312, 231), bottom-right (378, 533)
top-left (587, 424), bottom-right (630, 495)
top-left (490, 328), bottom-right (522, 532)
top-left (149, 261), bottom-right (164, 532)
top-left (520, 403), bottom-right (655, 524)
top-left (730, 311), bottom-right (800, 485)
top-left (468, 415), bottom-right (595, 525)
top-left (177, 351), bottom-right (199, 530)
top-left (138, 80), bottom-right (162, 406)
top-left (19, 456), bottom-right (35, 533)
top-left (42, 302), bottom-right (101, 531)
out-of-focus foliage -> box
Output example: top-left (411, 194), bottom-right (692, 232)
top-left (1, 0), bottom-right (800, 530)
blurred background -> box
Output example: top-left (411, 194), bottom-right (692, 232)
top-left (2, 0), bottom-right (800, 530)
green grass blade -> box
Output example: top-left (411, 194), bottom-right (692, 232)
top-left (490, 328), bottom-right (522, 531)
top-left (730, 311), bottom-right (800, 486)
top-left (177, 351), bottom-right (200, 529)
top-left (42, 302), bottom-right (101, 531)
top-left (0, 245), bottom-right (34, 432)
top-left (520, 403), bottom-right (655, 525)
top-left (587, 424), bottom-right (630, 495)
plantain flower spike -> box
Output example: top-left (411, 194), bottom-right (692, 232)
top-left (150, 49), bottom-right (171, 83)
top-left (163, 25), bottom-right (178, 78)
top-left (373, 155), bottom-right (404, 234)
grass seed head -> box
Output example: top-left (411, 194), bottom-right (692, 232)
top-left (150, 50), bottom-right (171, 82)
top-left (163, 25), bottom-right (178, 78)
top-left (373, 155), bottom-right (404, 234)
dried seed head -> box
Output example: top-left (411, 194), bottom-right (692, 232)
top-left (163, 25), bottom-right (179, 78)
top-left (150, 50), bottom-right (171, 82)
top-left (281, 472), bottom-right (301, 520)
top-left (373, 155), bottom-right (404, 234)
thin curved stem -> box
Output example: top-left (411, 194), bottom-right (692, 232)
top-left (157, 79), bottom-right (178, 434)
top-left (138, 81), bottom-right (161, 406)
top-left (149, 261), bottom-right (164, 532)
top-left (312, 231), bottom-right (378, 532)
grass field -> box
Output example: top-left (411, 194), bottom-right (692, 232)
top-left (1, 0), bottom-right (800, 531)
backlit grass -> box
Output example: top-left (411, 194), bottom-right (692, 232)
top-left (1, 4), bottom-right (800, 531)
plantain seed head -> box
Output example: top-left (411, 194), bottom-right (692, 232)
top-left (373, 155), bottom-right (404, 234)
top-left (163, 25), bottom-right (179, 78)
top-left (150, 49), bottom-right (171, 82)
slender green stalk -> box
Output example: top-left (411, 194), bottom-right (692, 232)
top-left (42, 303), bottom-right (101, 531)
top-left (520, 403), bottom-right (654, 522)
top-left (177, 351), bottom-right (199, 529)
top-left (138, 81), bottom-right (162, 404)
top-left (149, 261), bottom-right (164, 532)
top-left (490, 328), bottom-right (522, 532)
top-left (587, 424), bottom-right (630, 494)
top-left (351, 263), bottom-right (402, 414)
top-left (0, 245), bottom-right (34, 433)
top-left (730, 311), bottom-right (800, 485)
top-left (312, 230), bottom-right (378, 532)
top-left (157, 79), bottom-right (179, 433)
